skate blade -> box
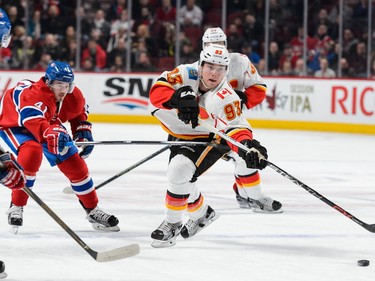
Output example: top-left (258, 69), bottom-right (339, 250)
top-left (9, 225), bottom-right (19, 234)
top-left (151, 237), bottom-right (176, 248)
top-left (0, 272), bottom-right (7, 279)
top-left (91, 223), bottom-right (120, 232)
top-left (252, 208), bottom-right (283, 214)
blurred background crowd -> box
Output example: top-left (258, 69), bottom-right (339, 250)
top-left (0, 0), bottom-right (374, 78)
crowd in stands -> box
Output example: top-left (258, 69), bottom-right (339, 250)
top-left (0, 0), bottom-right (374, 78)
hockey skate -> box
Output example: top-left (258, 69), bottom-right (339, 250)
top-left (180, 205), bottom-right (218, 239)
top-left (151, 220), bottom-right (182, 248)
top-left (86, 207), bottom-right (120, 232)
top-left (233, 184), bottom-right (283, 213)
top-left (6, 203), bottom-right (23, 234)
top-left (0, 260), bottom-right (7, 279)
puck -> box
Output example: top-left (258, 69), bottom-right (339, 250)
top-left (357, 260), bottom-right (370, 267)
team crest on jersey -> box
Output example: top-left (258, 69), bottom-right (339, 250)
top-left (186, 67), bottom-right (198, 80)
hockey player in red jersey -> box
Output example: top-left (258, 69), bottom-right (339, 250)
top-left (149, 44), bottom-right (271, 247)
top-left (0, 61), bottom-right (119, 233)
top-left (200, 27), bottom-right (283, 213)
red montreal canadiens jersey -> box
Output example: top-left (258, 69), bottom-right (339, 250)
top-left (0, 77), bottom-right (88, 143)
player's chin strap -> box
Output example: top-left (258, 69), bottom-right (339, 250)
top-left (198, 118), bottom-right (375, 233)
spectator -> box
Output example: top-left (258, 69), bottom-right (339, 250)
top-left (89, 9), bottom-right (111, 46)
top-left (155, 0), bottom-right (176, 25)
top-left (133, 51), bottom-right (156, 72)
top-left (342, 28), bottom-right (359, 56)
top-left (41, 4), bottom-right (66, 37)
top-left (110, 55), bottom-right (126, 72)
top-left (279, 60), bottom-right (295, 76)
top-left (158, 23), bottom-right (176, 57)
top-left (6, 6), bottom-right (24, 32)
top-left (268, 41), bottom-right (280, 75)
top-left (339, 57), bottom-right (355, 78)
top-left (279, 44), bottom-right (298, 70)
top-left (226, 23), bottom-right (244, 53)
top-left (240, 43), bottom-right (260, 66)
top-left (33, 53), bottom-right (52, 71)
top-left (27, 10), bottom-right (42, 40)
top-left (347, 42), bottom-right (367, 77)
top-left (81, 39), bottom-right (107, 71)
top-left (35, 33), bottom-right (62, 62)
top-left (81, 57), bottom-right (95, 71)
top-left (109, 9), bottom-right (134, 38)
top-left (107, 38), bottom-right (128, 69)
top-left (314, 57), bottom-right (336, 78)
top-left (242, 13), bottom-right (263, 53)
top-left (180, 41), bottom-right (198, 64)
top-left (289, 27), bottom-right (315, 59)
top-left (294, 58), bottom-right (306, 77)
top-left (179, 0), bottom-right (203, 27)
top-left (107, 0), bottom-right (127, 22)
top-left (311, 9), bottom-right (334, 38)
top-left (61, 40), bottom-right (78, 68)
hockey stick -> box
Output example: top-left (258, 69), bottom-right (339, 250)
top-left (198, 119), bottom-right (375, 233)
top-left (74, 140), bottom-right (219, 147)
top-left (0, 153), bottom-right (139, 262)
top-left (22, 187), bottom-right (140, 261)
top-left (63, 145), bottom-right (170, 194)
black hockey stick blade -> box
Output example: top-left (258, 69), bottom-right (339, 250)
top-left (87, 244), bottom-right (140, 262)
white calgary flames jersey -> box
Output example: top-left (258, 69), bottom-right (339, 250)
top-left (149, 62), bottom-right (252, 141)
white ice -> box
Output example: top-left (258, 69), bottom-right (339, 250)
top-left (0, 123), bottom-right (374, 281)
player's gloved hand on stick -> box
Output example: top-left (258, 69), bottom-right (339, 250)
top-left (43, 124), bottom-right (73, 155)
top-left (169, 86), bottom-right (199, 128)
top-left (238, 139), bottom-right (268, 170)
top-left (0, 152), bottom-right (26, 189)
top-left (74, 121), bottom-right (94, 159)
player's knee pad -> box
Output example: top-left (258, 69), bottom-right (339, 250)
top-left (57, 153), bottom-right (89, 182)
top-left (167, 154), bottom-right (196, 185)
top-left (17, 141), bottom-right (43, 174)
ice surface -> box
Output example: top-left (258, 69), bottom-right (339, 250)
top-left (1, 123), bottom-right (374, 281)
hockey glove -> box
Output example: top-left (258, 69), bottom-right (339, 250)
top-left (73, 121), bottom-right (94, 159)
top-left (238, 139), bottom-right (268, 170)
top-left (169, 86), bottom-right (199, 128)
top-left (43, 125), bottom-right (73, 155)
top-left (235, 90), bottom-right (248, 109)
top-left (0, 152), bottom-right (26, 190)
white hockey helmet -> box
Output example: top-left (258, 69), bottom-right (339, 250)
top-left (199, 44), bottom-right (230, 67)
top-left (202, 27), bottom-right (227, 49)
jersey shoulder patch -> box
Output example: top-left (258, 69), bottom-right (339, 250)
top-left (186, 67), bottom-right (198, 80)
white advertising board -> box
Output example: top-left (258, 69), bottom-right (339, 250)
top-left (0, 71), bottom-right (374, 132)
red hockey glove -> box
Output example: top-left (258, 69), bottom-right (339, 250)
top-left (43, 125), bottom-right (72, 155)
top-left (0, 152), bottom-right (26, 190)
top-left (238, 139), bottom-right (268, 170)
top-left (73, 121), bottom-right (94, 159)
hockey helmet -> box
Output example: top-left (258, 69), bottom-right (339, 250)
top-left (202, 27), bottom-right (227, 49)
top-left (0, 9), bottom-right (11, 48)
top-left (45, 61), bottom-right (74, 84)
top-left (199, 44), bottom-right (230, 68)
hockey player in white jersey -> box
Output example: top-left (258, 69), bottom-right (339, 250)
top-left (149, 44), bottom-right (270, 247)
top-left (200, 27), bottom-right (283, 213)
